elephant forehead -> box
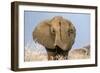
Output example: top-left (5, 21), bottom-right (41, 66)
top-left (52, 16), bottom-right (63, 21)
top-left (50, 16), bottom-right (62, 24)
top-left (50, 17), bottom-right (72, 29)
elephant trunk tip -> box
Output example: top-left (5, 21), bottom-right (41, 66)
top-left (54, 44), bottom-right (69, 51)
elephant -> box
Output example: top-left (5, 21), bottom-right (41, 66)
top-left (32, 16), bottom-right (76, 60)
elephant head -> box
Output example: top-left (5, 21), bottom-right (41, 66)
top-left (33, 16), bottom-right (76, 60)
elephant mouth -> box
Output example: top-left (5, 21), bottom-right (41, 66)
top-left (46, 46), bottom-right (69, 60)
top-left (55, 46), bottom-right (66, 54)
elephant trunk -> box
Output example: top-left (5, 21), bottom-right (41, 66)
top-left (54, 29), bottom-right (67, 51)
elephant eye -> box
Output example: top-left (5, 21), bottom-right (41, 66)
top-left (51, 27), bottom-right (55, 34)
top-left (52, 29), bottom-right (55, 32)
top-left (68, 29), bottom-right (74, 36)
top-left (68, 29), bottom-right (74, 33)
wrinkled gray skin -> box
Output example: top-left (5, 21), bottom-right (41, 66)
top-left (33, 16), bottom-right (76, 60)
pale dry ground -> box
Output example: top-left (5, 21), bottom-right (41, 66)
top-left (68, 45), bottom-right (90, 60)
top-left (25, 48), bottom-right (90, 61)
top-left (25, 41), bottom-right (90, 61)
top-left (25, 49), bottom-right (48, 61)
top-left (24, 41), bottom-right (48, 61)
top-left (68, 48), bottom-right (90, 60)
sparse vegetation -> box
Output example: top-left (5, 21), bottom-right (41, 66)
top-left (68, 45), bottom-right (90, 59)
top-left (25, 42), bottom-right (90, 61)
top-left (25, 49), bottom-right (48, 61)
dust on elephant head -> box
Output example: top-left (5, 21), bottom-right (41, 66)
top-left (33, 16), bottom-right (76, 52)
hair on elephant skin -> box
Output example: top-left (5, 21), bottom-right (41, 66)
top-left (32, 16), bottom-right (76, 60)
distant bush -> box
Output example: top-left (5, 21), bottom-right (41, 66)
top-left (68, 45), bottom-right (90, 60)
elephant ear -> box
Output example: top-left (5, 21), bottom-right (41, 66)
top-left (32, 21), bottom-right (55, 49)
